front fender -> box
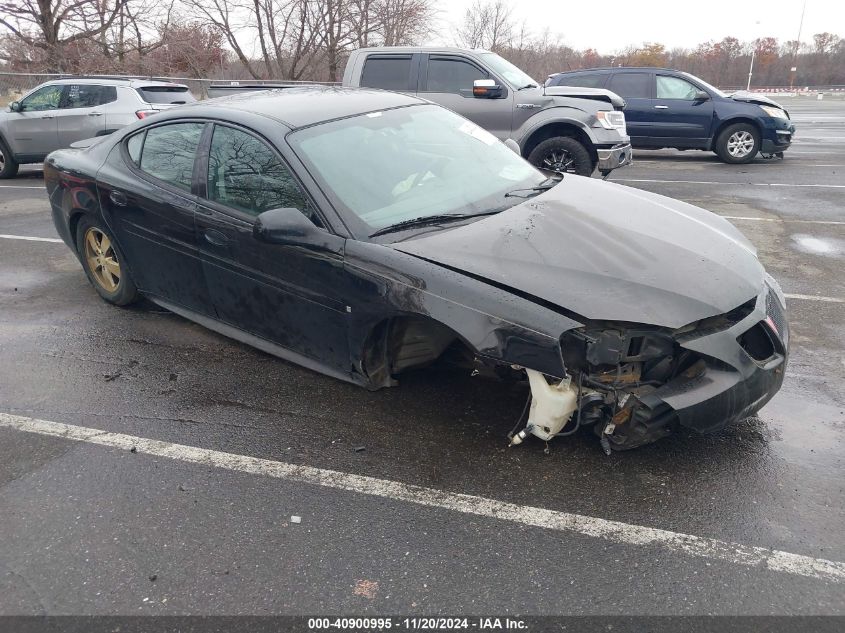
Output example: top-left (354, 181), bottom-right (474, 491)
top-left (514, 109), bottom-right (598, 148)
top-left (344, 241), bottom-right (581, 386)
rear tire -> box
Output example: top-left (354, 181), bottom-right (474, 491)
top-left (75, 217), bottom-right (138, 306)
top-left (528, 136), bottom-right (594, 177)
top-left (0, 139), bottom-right (20, 179)
top-left (714, 123), bottom-right (760, 164)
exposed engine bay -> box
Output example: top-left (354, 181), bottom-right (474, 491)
top-left (508, 325), bottom-right (695, 453)
top-left (505, 288), bottom-right (788, 453)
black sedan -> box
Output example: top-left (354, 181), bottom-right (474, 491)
top-left (45, 86), bottom-right (788, 451)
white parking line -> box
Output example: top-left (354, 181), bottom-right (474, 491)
top-left (616, 178), bottom-right (845, 189)
top-left (785, 294), bottom-right (844, 303)
top-left (634, 161), bottom-right (845, 167)
top-left (2, 412), bottom-right (844, 584)
top-left (719, 216), bottom-right (845, 225)
top-left (0, 184), bottom-right (45, 189)
top-left (0, 234), bottom-right (62, 243)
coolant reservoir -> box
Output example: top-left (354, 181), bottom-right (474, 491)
top-left (525, 369), bottom-right (579, 441)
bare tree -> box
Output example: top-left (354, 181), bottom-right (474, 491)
top-left (312, 0), bottom-right (367, 81)
top-left (455, 0), bottom-right (514, 51)
top-left (0, 0), bottom-right (129, 70)
top-left (186, 0), bottom-right (264, 78)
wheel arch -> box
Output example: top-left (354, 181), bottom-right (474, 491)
top-left (521, 122), bottom-right (598, 165)
top-left (68, 209), bottom-right (88, 253)
top-left (359, 314), bottom-right (476, 389)
top-left (711, 117), bottom-right (762, 151)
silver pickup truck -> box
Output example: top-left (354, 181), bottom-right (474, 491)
top-left (342, 47), bottom-right (632, 177)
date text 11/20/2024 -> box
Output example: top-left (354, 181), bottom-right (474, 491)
top-left (307, 617), bottom-right (528, 630)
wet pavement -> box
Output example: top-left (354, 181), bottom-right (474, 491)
top-left (0, 98), bottom-right (843, 616)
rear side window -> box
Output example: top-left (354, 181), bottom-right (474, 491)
top-left (60, 84), bottom-right (117, 109)
top-left (136, 86), bottom-right (196, 104)
top-left (137, 122), bottom-right (204, 191)
top-left (552, 73), bottom-right (607, 88)
top-left (206, 124), bottom-right (320, 226)
top-left (360, 56), bottom-right (413, 91)
top-left (126, 132), bottom-right (144, 165)
top-left (608, 73), bottom-right (652, 99)
top-left (424, 57), bottom-right (487, 94)
top-left (100, 86), bottom-right (117, 104)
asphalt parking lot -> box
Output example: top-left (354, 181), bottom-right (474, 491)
top-left (0, 98), bottom-right (843, 619)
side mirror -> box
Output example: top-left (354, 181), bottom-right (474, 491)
top-left (9, 101), bottom-right (21, 112)
top-left (693, 90), bottom-right (710, 101)
top-left (473, 79), bottom-right (503, 99)
top-left (503, 138), bottom-right (520, 154)
top-left (253, 207), bottom-right (316, 245)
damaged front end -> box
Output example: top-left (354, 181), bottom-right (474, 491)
top-left (511, 280), bottom-right (789, 452)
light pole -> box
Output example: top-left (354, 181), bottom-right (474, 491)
top-left (747, 49), bottom-right (755, 90)
top-left (790, 0), bottom-right (808, 89)
top-left (747, 20), bottom-right (761, 91)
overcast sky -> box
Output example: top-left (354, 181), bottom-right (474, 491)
top-left (429, 0), bottom-right (842, 51)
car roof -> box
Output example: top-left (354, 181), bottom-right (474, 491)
top-left (552, 67), bottom-right (680, 75)
top-left (190, 85), bottom-right (427, 129)
top-left (42, 77), bottom-right (189, 89)
top-left (353, 46), bottom-right (493, 55)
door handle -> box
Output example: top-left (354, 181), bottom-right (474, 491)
top-left (109, 190), bottom-right (127, 207)
top-left (40, 115), bottom-right (55, 119)
top-left (204, 229), bottom-right (230, 247)
top-left (88, 111), bottom-right (104, 117)
top-left (654, 105), bottom-right (669, 109)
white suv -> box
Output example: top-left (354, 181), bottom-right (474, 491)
top-left (0, 77), bottom-right (195, 178)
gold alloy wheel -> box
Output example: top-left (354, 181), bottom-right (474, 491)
top-left (84, 227), bottom-right (121, 292)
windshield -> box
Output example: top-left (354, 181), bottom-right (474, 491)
top-left (289, 105), bottom-right (544, 234)
top-left (479, 53), bottom-right (538, 88)
top-left (681, 72), bottom-right (727, 98)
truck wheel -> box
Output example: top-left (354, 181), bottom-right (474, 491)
top-left (528, 137), bottom-right (594, 177)
top-left (0, 139), bottom-right (20, 179)
top-left (714, 123), bottom-right (760, 164)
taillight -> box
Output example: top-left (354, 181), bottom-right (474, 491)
top-left (135, 110), bottom-right (157, 119)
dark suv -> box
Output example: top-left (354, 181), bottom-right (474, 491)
top-left (547, 67), bottom-right (796, 164)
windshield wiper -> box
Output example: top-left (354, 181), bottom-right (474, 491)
top-left (504, 177), bottom-right (560, 199)
top-left (369, 211), bottom-right (501, 238)
top-left (517, 83), bottom-right (539, 90)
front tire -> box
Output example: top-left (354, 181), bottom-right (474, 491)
top-left (75, 217), bottom-right (138, 306)
top-left (715, 123), bottom-right (760, 164)
top-left (0, 139), bottom-right (20, 179)
top-left (528, 136), bottom-right (594, 177)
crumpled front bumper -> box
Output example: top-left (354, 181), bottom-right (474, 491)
top-left (761, 119), bottom-right (796, 154)
top-left (597, 142), bottom-right (633, 173)
top-left (638, 285), bottom-right (788, 435)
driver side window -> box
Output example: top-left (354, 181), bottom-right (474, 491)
top-left (21, 85), bottom-right (64, 111)
top-left (656, 76), bottom-right (699, 100)
top-left (424, 57), bottom-right (487, 94)
top-left (206, 125), bottom-right (322, 227)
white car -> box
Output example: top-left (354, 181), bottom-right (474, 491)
top-left (0, 77), bottom-right (195, 178)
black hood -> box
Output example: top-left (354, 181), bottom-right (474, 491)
top-left (393, 177), bottom-right (764, 329)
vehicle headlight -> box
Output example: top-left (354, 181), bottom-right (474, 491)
top-left (596, 110), bottom-right (626, 134)
top-left (760, 105), bottom-right (788, 120)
